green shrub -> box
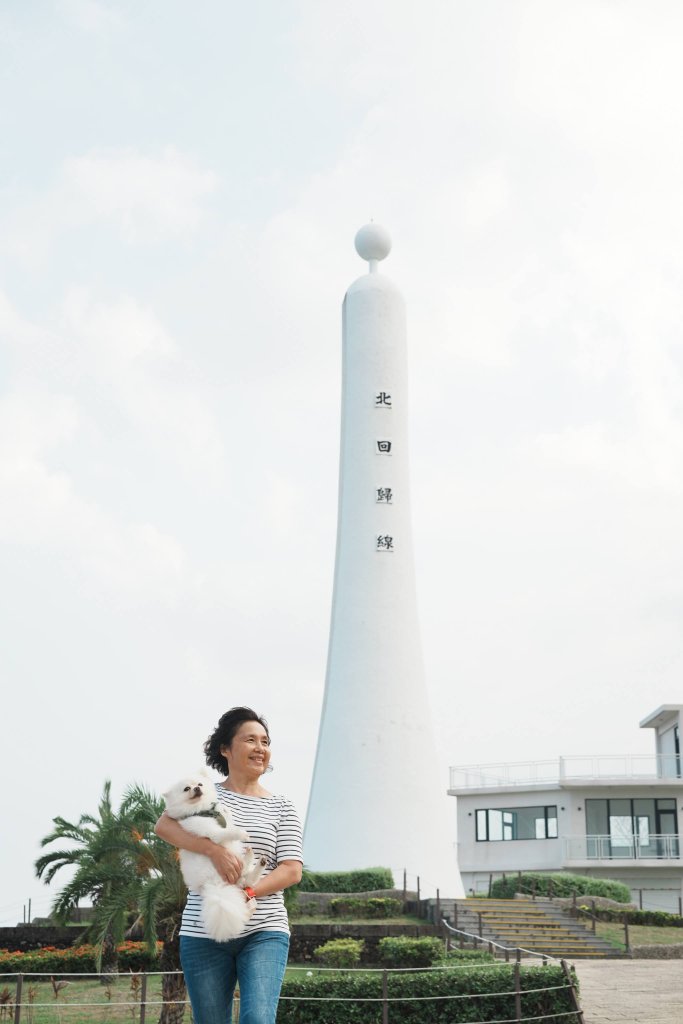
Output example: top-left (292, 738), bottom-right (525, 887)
top-left (313, 938), bottom-right (364, 968)
top-left (377, 936), bottom-right (443, 967)
top-left (298, 867), bottom-right (394, 893)
top-left (277, 963), bottom-right (578, 1023)
top-left (586, 907), bottom-right (683, 927)
top-left (491, 872), bottom-right (631, 903)
top-left (329, 897), bottom-right (403, 918)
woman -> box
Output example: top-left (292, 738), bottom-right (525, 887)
top-left (155, 707), bottom-right (303, 1024)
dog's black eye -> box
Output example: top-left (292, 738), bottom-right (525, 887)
top-left (183, 786), bottom-right (190, 792)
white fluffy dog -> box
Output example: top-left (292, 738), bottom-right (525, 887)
top-left (163, 770), bottom-right (267, 941)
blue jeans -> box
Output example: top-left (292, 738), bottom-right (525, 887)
top-left (180, 930), bottom-right (289, 1024)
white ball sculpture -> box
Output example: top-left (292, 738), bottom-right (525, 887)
top-left (354, 223), bottom-right (392, 264)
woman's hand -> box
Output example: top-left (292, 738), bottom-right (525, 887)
top-left (207, 843), bottom-right (243, 884)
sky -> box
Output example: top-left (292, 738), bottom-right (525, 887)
top-left (2, 0), bottom-right (683, 924)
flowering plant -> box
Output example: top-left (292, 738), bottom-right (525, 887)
top-left (0, 941), bottom-right (162, 975)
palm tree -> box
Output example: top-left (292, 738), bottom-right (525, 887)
top-left (35, 780), bottom-right (127, 977)
top-left (95, 784), bottom-right (188, 1024)
top-left (36, 782), bottom-right (188, 1024)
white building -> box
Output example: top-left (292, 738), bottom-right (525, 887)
top-left (449, 705), bottom-right (682, 912)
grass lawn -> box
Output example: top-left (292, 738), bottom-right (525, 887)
top-left (596, 922), bottom-right (683, 950)
top-left (0, 976), bottom-right (186, 1024)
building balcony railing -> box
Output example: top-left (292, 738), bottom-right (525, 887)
top-left (449, 761), bottom-right (559, 789)
top-left (559, 755), bottom-right (681, 781)
top-left (563, 833), bottom-right (681, 861)
top-left (449, 754), bottom-right (682, 790)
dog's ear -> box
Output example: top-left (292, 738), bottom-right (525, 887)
top-left (161, 781), bottom-right (183, 803)
top-left (198, 767), bottom-right (213, 781)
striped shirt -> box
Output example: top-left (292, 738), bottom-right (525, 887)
top-left (179, 785), bottom-right (303, 939)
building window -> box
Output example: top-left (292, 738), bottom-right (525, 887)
top-left (475, 805), bottom-right (558, 841)
top-left (585, 798), bottom-right (679, 858)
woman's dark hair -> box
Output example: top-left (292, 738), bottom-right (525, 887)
top-left (204, 707), bottom-right (270, 775)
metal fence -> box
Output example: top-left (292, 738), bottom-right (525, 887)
top-left (1, 957), bottom-right (584, 1024)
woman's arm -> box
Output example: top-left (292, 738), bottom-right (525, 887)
top-left (154, 813), bottom-right (243, 884)
top-left (252, 860), bottom-right (303, 899)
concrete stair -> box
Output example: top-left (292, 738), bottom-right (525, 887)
top-left (437, 897), bottom-right (622, 959)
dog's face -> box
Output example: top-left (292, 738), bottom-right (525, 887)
top-left (163, 770), bottom-right (215, 819)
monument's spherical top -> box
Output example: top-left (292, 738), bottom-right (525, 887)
top-left (354, 222), bottom-right (392, 263)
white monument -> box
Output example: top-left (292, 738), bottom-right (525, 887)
top-left (304, 224), bottom-right (464, 896)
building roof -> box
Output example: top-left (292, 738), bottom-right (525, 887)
top-left (640, 706), bottom-right (683, 729)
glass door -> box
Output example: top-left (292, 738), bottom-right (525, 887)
top-left (608, 799), bottom-right (635, 858)
top-left (633, 799), bottom-right (655, 857)
top-left (657, 807), bottom-right (679, 858)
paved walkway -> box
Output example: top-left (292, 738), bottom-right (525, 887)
top-left (574, 960), bottom-right (683, 1024)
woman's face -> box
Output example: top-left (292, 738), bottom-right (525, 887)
top-left (221, 719), bottom-right (271, 776)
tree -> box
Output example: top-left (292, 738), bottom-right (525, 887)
top-left (35, 780), bottom-right (127, 977)
top-left (100, 784), bottom-right (188, 1024)
top-left (36, 782), bottom-right (188, 1024)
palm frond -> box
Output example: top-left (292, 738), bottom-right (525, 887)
top-left (39, 819), bottom-right (92, 847)
top-left (35, 849), bottom-right (85, 881)
top-left (121, 782), bottom-right (164, 817)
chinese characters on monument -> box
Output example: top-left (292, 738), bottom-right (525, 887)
top-left (376, 390), bottom-right (393, 547)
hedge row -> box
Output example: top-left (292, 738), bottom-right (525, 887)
top-left (491, 872), bottom-right (631, 903)
top-left (0, 941), bottom-right (161, 974)
top-left (584, 907), bottom-right (683, 927)
top-left (313, 937), bottom-right (443, 969)
top-left (299, 867), bottom-right (394, 893)
top-left (277, 964), bottom-right (578, 1024)
top-left (312, 936), bottom-right (497, 970)
top-left (329, 897), bottom-right (403, 918)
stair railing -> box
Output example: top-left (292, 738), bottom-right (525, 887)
top-left (566, 897), bottom-right (631, 954)
top-left (441, 917), bottom-right (559, 965)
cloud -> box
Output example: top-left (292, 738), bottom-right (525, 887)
top-left (0, 388), bottom-right (80, 544)
top-left (0, 385), bottom-right (188, 601)
top-left (512, 1), bottom-right (683, 150)
top-left (62, 147), bottom-right (218, 240)
top-left (2, 147), bottom-right (218, 266)
top-left (61, 288), bottom-right (226, 483)
top-left (1, 285), bottom-right (225, 484)
top-left (0, 387), bottom-right (79, 461)
top-left (0, 285), bottom-right (224, 601)
top-left (57, 0), bottom-right (124, 34)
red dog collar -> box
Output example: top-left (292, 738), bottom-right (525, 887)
top-left (244, 886), bottom-right (256, 900)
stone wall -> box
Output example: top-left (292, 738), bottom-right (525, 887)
top-left (631, 944), bottom-right (683, 959)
